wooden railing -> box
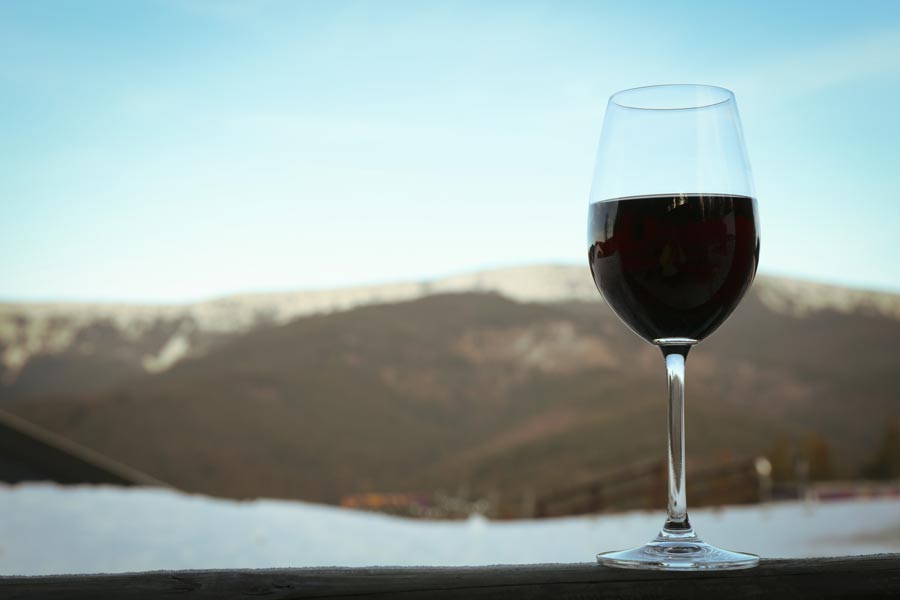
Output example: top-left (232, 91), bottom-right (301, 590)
top-left (2, 555), bottom-right (898, 599)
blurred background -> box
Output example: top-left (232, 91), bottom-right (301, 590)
top-left (1, 0), bottom-right (899, 574)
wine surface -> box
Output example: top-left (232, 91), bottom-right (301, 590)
top-left (588, 193), bottom-right (759, 343)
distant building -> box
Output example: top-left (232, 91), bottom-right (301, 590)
top-left (0, 409), bottom-right (166, 487)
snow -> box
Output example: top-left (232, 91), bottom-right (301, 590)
top-left (0, 484), bottom-right (898, 575)
top-left (141, 331), bottom-right (191, 373)
top-left (6, 266), bottom-right (899, 381)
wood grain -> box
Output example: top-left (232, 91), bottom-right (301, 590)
top-left (3, 555), bottom-right (899, 599)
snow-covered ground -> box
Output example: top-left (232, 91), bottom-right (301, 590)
top-left (1, 483), bottom-right (898, 575)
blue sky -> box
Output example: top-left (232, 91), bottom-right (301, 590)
top-left (2, 0), bottom-right (899, 302)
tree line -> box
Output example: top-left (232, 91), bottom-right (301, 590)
top-left (767, 416), bottom-right (900, 482)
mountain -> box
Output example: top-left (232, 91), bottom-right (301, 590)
top-left (3, 265), bottom-right (898, 398)
top-left (2, 266), bottom-right (899, 510)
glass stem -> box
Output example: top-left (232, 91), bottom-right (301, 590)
top-left (660, 343), bottom-right (694, 538)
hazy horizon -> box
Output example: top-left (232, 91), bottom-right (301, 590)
top-left (1, 262), bottom-right (898, 306)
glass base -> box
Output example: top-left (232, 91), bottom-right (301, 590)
top-left (597, 530), bottom-right (759, 571)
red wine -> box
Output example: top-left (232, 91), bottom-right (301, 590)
top-left (588, 193), bottom-right (759, 343)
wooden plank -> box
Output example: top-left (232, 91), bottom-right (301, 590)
top-left (2, 555), bottom-right (899, 599)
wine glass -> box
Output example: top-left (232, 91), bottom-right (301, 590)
top-left (587, 84), bottom-right (760, 570)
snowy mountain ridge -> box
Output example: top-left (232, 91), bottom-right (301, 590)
top-left (1, 265), bottom-right (898, 382)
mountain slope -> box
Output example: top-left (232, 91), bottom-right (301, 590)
top-left (3, 266), bottom-right (899, 398)
top-left (7, 283), bottom-right (899, 507)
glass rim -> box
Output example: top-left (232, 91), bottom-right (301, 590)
top-left (609, 84), bottom-right (734, 111)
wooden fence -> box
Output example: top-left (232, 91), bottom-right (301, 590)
top-left (535, 457), bottom-right (763, 517)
